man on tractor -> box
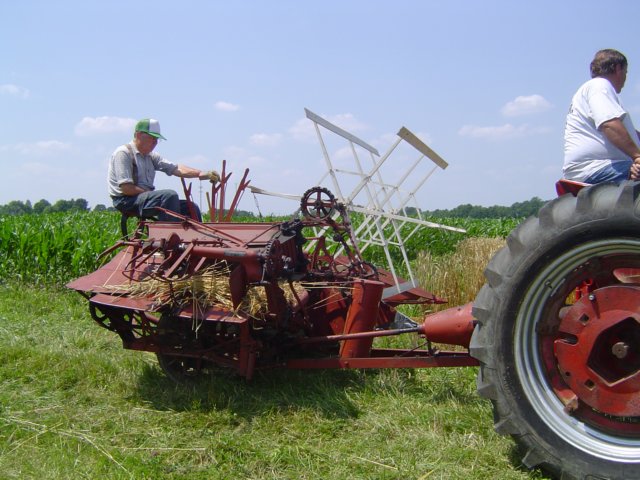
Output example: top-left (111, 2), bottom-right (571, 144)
top-left (107, 118), bottom-right (219, 221)
top-left (563, 49), bottom-right (640, 183)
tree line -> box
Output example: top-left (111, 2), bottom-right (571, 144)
top-left (0, 198), bottom-right (105, 215)
top-left (420, 196), bottom-right (549, 219)
top-left (0, 197), bottom-right (549, 218)
top-left (0, 198), bottom-right (257, 218)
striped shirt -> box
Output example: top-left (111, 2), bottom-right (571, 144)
top-left (107, 142), bottom-right (178, 197)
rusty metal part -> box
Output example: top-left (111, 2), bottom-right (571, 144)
top-left (339, 279), bottom-right (385, 358)
top-left (421, 302), bottom-right (476, 348)
top-left (555, 285), bottom-right (640, 417)
top-left (67, 178), bottom-right (471, 380)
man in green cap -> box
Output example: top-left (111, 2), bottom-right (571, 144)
top-left (107, 118), bottom-right (219, 221)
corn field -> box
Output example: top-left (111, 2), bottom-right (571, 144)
top-left (0, 211), bottom-right (122, 284)
top-left (0, 211), bottom-right (520, 286)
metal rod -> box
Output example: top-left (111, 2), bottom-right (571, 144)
top-left (293, 326), bottom-right (421, 345)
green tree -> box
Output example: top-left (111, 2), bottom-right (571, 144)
top-left (33, 199), bottom-right (51, 214)
top-left (50, 198), bottom-right (89, 213)
top-left (0, 200), bottom-right (32, 215)
top-left (423, 196), bottom-right (552, 219)
top-left (72, 198), bottom-right (89, 211)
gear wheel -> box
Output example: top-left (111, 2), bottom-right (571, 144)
top-left (262, 238), bottom-right (284, 279)
top-left (300, 187), bottom-right (336, 220)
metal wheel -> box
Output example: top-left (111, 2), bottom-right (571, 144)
top-left (471, 182), bottom-right (640, 479)
top-left (155, 313), bottom-right (207, 383)
top-left (262, 238), bottom-right (284, 279)
top-left (300, 187), bottom-right (336, 220)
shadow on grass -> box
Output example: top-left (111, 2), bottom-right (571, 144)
top-left (134, 358), bottom-right (479, 423)
top-left (134, 363), bottom-right (366, 420)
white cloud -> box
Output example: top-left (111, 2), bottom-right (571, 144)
top-left (179, 154), bottom-right (211, 169)
top-left (246, 155), bottom-right (267, 167)
top-left (501, 94), bottom-right (553, 117)
top-left (215, 101), bottom-right (240, 112)
top-left (458, 123), bottom-right (551, 141)
top-left (333, 146), bottom-right (354, 161)
top-left (75, 116), bottom-right (136, 136)
top-left (329, 113), bottom-right (367, 132)
top-left (223, 145), bottom-right (247, 158)
top-left (373, 132), bottom-right (398, 147)
top-left (249, 133), bottom-right (283, 147)
top-left (21, 161), bottom-right (60, 175)
top-left (289, 117), bottom-right (316, 141)
top-left (0, 84), bottom-right (29, 98)
top-left (11, 140), bottom-right (71, 155)
top-left (289, 112), bottom-right (368, 142)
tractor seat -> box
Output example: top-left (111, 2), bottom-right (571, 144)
top-left (555, 179), bottom-right (589, 197)
top-left (119, 210), bottom-right (154, 238)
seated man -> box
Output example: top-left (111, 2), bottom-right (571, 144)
top-left (563, 49), bottom-right (640, 183)
top-left (108, 118), bottom-right (218, 221)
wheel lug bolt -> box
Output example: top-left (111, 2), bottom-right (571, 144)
top-left (612, 342), bottom-right (630, 359)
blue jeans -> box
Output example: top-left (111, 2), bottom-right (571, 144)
top-left (583, 160), bottom-right (632, 184)
top-left (112, 189), bottom-right (201, 221)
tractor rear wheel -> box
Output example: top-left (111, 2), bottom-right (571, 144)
top-left (471, 182), bottom-right (640, 479)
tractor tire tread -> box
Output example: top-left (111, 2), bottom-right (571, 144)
top-left (470, 181), bottom-right (640, 480)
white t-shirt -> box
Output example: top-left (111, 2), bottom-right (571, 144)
top-left (563, 77), bottom-right (638, 181)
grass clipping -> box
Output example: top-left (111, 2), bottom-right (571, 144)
top-left (109, 264), bottom-right (304, 319)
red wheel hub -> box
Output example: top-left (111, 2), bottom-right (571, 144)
top-left (555, 285), bottom-right (640, 417)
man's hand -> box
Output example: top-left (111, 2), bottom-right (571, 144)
top-left (201, 170), bottom-right (220, 183)
top-left (631, 158), bottom-right (640, 180)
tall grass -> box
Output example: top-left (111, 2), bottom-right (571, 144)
top-left (360, 216), bottom-right (518, 272)
top-left (414, 237), bottom-right (505, 312)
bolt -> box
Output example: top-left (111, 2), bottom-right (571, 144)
top-left (612, 342), bottom-right (630, 359)
top-left (588, 294), bottom-right (596, 301)
top-left (563, 394), bottom-right (579, 414)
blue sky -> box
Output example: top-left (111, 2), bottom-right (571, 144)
top-left (3, 0), bottom-right (640, 214)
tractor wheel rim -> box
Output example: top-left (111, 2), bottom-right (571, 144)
top-left (555, 285), bottom-right (640, 417)
top-left (515, 238), bottom-right (640, 462)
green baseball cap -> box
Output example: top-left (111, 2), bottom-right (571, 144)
top-left (135, 118), bottom-right (167, 140)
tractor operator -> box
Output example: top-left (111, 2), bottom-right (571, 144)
top-left (108, 118), bottom-right (219, 221)
top-left (563, 49), bottom-right (640, 183)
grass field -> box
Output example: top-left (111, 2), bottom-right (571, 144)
top-left (0, 211), bottom-right (551, 479)
top-left (0, 281), bottom-right (549, 480)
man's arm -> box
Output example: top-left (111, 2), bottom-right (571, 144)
top-left (600, 118), bottom-right (640, 158)
top-left (600, 118), bottom-right (640, 179)
top-left (120, 183), bottom-right (147, 196)
top-left (173, 164), bottom-right (205, 179)
top-left (173, 165), bottom-right (219, 181)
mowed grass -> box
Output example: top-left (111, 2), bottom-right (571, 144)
top-left (0, 301), bottom-right (548, 478)
top-left (0, 237), bottom-right (550, 479)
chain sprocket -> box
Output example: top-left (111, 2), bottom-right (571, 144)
top-left (300, 187), bottom-right (336, 220)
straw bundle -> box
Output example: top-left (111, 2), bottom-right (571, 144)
top-left (108, 264), bottom-right (307, 319)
